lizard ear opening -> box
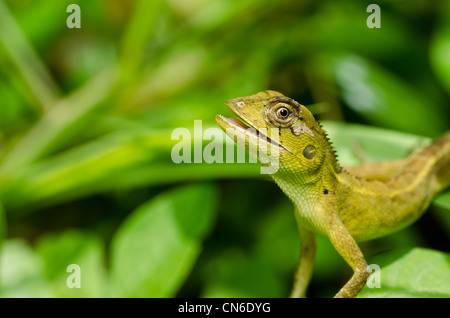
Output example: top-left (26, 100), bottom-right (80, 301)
top-left (303, 145), bottom-right (316, 160)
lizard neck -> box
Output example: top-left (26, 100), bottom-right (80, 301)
top-left (271, 162), bottom-right (339, 234)
top-left (270, 122), bottom-right (343, 232)
top-left (272, 148), bottom-right (341, 209)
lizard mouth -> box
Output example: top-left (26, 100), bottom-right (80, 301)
top-left (216, 115), bottom-right (287, 151)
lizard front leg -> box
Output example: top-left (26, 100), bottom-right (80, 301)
top-left (289, 223), bottom-right (316, 298)
top-left (327, 215), bottom-right (371, 298)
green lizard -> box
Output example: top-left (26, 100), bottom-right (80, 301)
top-left (215, 90), bottom-right (450, 298)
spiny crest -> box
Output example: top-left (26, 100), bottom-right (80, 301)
top-left (318, 121), bottom-right (342, 173)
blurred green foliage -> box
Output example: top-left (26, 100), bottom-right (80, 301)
top-left (0, 0), bottom-right (449, 298)
top-left (358, 248), bottom-right (450, 297)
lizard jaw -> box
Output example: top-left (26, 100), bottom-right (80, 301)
top-left (215, 114), bottom-right (287, 151)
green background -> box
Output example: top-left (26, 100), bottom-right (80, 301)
top-left (0, 0), bottom-right (449, 297)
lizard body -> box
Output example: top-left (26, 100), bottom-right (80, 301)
top-left (215, 90), bottom-right (450, 298)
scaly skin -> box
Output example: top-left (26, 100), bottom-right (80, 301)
top-left (216, 90), bottom-right (450, 298)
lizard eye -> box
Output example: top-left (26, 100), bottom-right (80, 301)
top-left (266, 101), bottom-right (295, 127)
top-left (303, 145), bottom-right (316, 160)
top-left (276, 107), bottom-right (290, 119)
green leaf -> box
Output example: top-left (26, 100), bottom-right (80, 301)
top-left (435, 190), bottom-right (450, 211)
top-left (330, 54), bottom-right (447, 137)
top-left (432, 191), bottom-right (450, 233)
top-left (359, 248), bottom-right (450, 297)
top-left (321, 121), bottom-right (430, 166)
top-left (201, 249), bottom-right (284, 298)
top-left (35, 230), bottom-right (107, 297)
top-left (0, 239), bottom-right (53, 297)
top-left (253, 200), bottom-right (300, 275)
top-left (110, 183), bottom-right (217, 297)
top-left (0, 129), bottom-right (259, 211)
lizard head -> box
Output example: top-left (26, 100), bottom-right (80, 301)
top-left (216, 90), bottom-right (339, 175)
